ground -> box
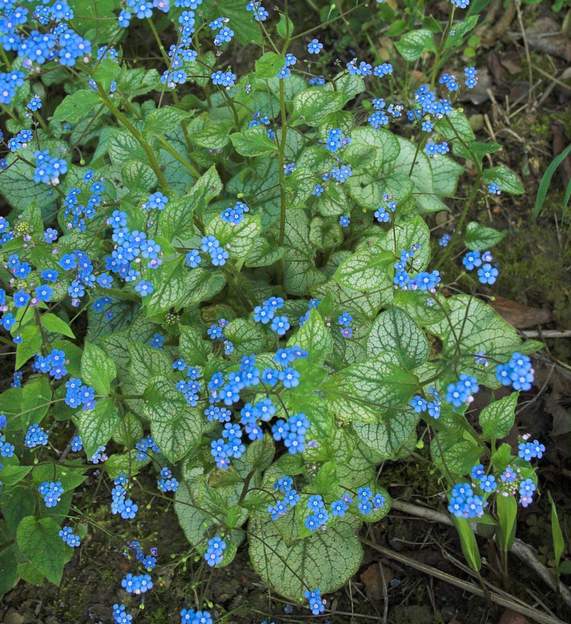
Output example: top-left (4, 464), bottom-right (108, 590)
top-left (1, 1), bottom-right (571, 623)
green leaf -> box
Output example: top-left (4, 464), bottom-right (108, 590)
top-left (255, 52), bottom-right (285, 78)
top-left (52, 90), bottom-right (100, 124)
top-left (334, 244), bottom-right (394, 293)
top-left (453, 517), bottom-right (481, 572)
top-left (191, 117), bottom-right (233, 150)
top-left (444, 15), bottom-right (480, 50)
top-left (21, 376), bottom-right (52, 426)
top-left (204, 0), bottom-right (262, 44)
top-left (0, 146), bottom-right (61, 210)
top-left (479, 393), bottom-right (517, 440)
top-left (92, 58), bottom-right (121, 92)
top-left (393, 138), bottom-right (462, 213)
top-left (159, 166), bottom-right (222, 241)
top-left (434, 110), bottom-right (475, 145)
top-left (431, 431), bottom-right (483, 477)
top-left (548, 492), bottom-right (565, 568)
top-left (121, 160), bottom-right (158, 192)
top-left (144, 106), bottom-right (192, 135)
top-left (395, 29), bottom-right (436, 61)
top-left (248, 514), bottom-right (363, 600)
top-left (146, 262), bottom-right (226, 316)
top-left (288, 310), bottom-right (332, 363)
top-left (230, 127), bottom-right (277, 157)
top-left (223, 319), bottom-right (268, 356)
top-left (179, 326), bottom-right (212, 365)
top-left (464, 221), bottom-right (506, 250)
top-left (127, 342), bottom-right (172, 396)
top-left (81, 342), bottom-right (117, 396)
top-left (426, 295), bottom-right (521, 385)
top-left (40, 313), bottom-right (75, 338)
top-left (207, 214), bottom-right (262, 260)
top-left (276, 14), bottom-right (294, 39)
top-left (325, 358), bottom-right (418, 424)
top-left (532, 143), bottom-right (571, 220)
top-left (17, 516), bottom-right (71, 585)
top-left (367, 308), bottom-right (429, 369)
top-left (344, 127), bottom-right (400, 171)
top-left (353, 407), bottom-right (419, 460)
top-left (16, 325), bottom-right (42, 370)
top-left (483, 165), bottom-right (524, 195)
top-left (292, 88), bottom-right (346, 127)
top-left (0, 465), bottom-right (33, 487)
top-left (142, 378), bottom-right (203, 462)
top-left (496, 495), bottom-right (517, 553)
top-left (0, 545), bottom-right (18, 596)
top-left (175, 481), bottom-right (219, 547)
top-left (75, 398), bottom-right (120, 458)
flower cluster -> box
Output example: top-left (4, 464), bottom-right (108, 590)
top-left (210, 17), bottom-right (234, 47)
top-left (393, 245), bottom-right (441, 293)
top-left (180, 609), bottom-right (213, 624)
top-left (445, 374), bottom-right (479, 408)
top-left (518, 437), bottom-right (545, 462)
top-left (221, 200), bottom-right (249, 224)
top-left (409, 386), bottom-right (441, 419)
top-left (112, 603), bottom-right (133, 624)
top-left (63, 171), bottom-right (106, 231)
top-left (374, 193), bottom-right (398, 223)
top-left (121, 573), bottom-right (153, 595)
top-left (33, 349), bottom-right (67, 379)
top-left (64, 378), bottom-right (96, 411)
top-left (185, 235), bottom-right (229, 268)
top-left (305, 588), bottom-right (326, 615)
top-left (33, 150), bottom-right (68, 186)
top-left (135, 435), bottom-right (160, 461)
top-left (175, 363), bottom-right (202, 406)
top-left (204, 535), bottom-right (227, 567)
top-left (448, 482), bottom-right (485, 518)
top-left (337, 311), bottom-right (353, 338)
top-left (38, 481), bottom-right (64, 508)
top-left (496, 352), bottom-right (534, 392)
top-left (253, 296), bottom-right (290, 335)
top-left (24, 423), bottom-right (48, 448)
top-left (59, 526), bottom-right (81, 548)
top-left (157, 467), bottom-right (179, 493)
top-left (105, 210), bottom-right (163, 297)
top-left (111, 474), bottom-right (138, 520)
top-left (128, 540), bottom-right (158, 572)
top-left (324, 128), bottom-right (351, 153)
top-left (462, 249), bottom-right (499, 285)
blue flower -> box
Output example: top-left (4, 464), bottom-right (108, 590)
top-left (59, 526), bottom-right (81, 547)
top-left (121, 572), bottom-right (153, 594)
top-left (307, 38), bottom-right (323, 54)
top-left (477, 263), bottom-right (499, 285)
top-left (270, 315), bottom-right (290, 336)
top-left (204, 535), bottom-right (227, 566)
top-left (305, 588), bottom-right (325, 615)
top-left (38, 481), bottom-right (64, 508)
top-left (496, 352), bottom-right (534, 391)
top-left (448, 483), bottom-right (485, 518)
top-left (24, 424), bottom-right (48, 448)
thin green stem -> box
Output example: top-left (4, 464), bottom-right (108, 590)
top-left (155, 134), bottom-right (201, 178)
top-left (96, 86), bottom-right (170, 194)
top-left (277, 78), bottom-right (288, 247)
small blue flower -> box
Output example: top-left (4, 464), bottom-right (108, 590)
top-left (307, 38), bottom-right (323, 54)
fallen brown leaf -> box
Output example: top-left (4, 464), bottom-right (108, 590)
top-left (490, 296), bottom-right (552, 329)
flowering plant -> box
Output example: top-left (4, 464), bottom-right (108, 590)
top-left (0, 0), bottom-right (544, 621)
